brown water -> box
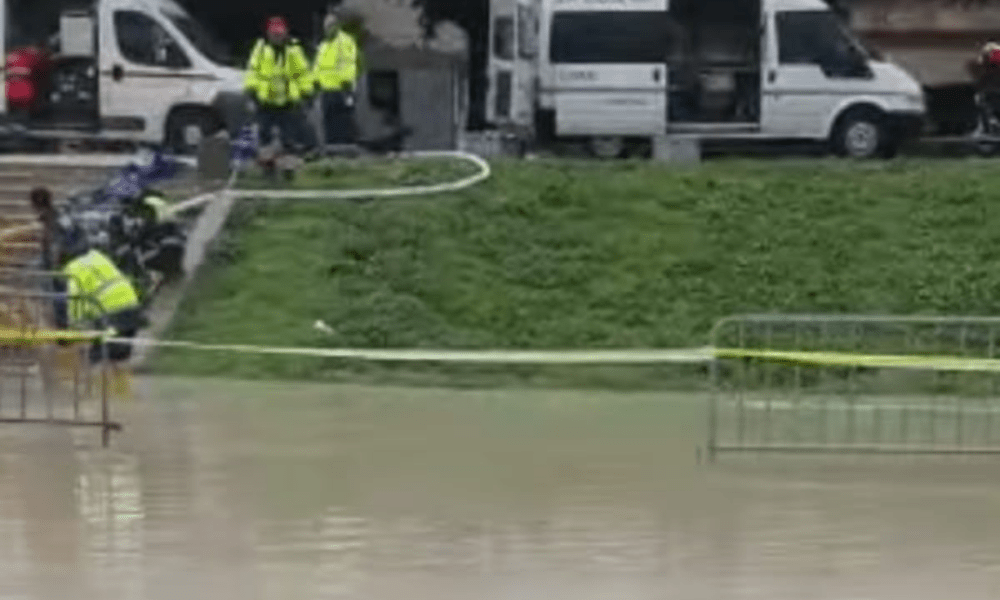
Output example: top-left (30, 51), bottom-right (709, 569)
top-left (1, 376), bottom-right (999, 599)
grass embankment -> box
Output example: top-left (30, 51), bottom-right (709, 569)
top-left (154, 156), bottom-right (1000, 389)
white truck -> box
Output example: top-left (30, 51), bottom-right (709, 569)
top-left (486, 0), bottom-right (928, 158)
top-left (0, 0), bottom-right (249, 154)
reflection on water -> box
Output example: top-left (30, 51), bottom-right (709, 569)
top-left (0, 377), bottom-right (998, 599)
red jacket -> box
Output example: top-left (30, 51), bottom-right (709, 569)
top-left (5, 46), bottom-right (51, 109)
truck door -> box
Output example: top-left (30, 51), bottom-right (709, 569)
top-left (548, 3), bottom-right (670, 138)
top-left (486, 0), bottom-right (538, 130)
top-left (100, 8), bottom-right (194, 137)
top-left (761, 8), bottom-right (874, 138)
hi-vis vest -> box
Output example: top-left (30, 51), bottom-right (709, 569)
top-left (313, 31), bottom-right (358, 91)
top-left (63, 250), bottom-right (140, 324)
top-left (142, 194), bottom-right (172, 223)
top-left (245, 39), bottom-right (313, 106)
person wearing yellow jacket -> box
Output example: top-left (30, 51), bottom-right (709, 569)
top-left (56, 245), bottom-right (145, 365)
top-left (244, 16), bottom-right (316, 154)
top-left (313, 11), bottom-right (360, 148)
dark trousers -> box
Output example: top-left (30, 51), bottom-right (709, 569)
top-left (87, 307), bottom-right (145, 364)
top-left (140, 222), bottom-right (186, 279)
top-left (256, 104), bottom-right (316, 152)
top-left (51, 277), bottom-right (68, 329)
top-left (321, 91), bottom-right (356, 145)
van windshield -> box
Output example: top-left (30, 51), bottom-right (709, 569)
top-left (164, 11), bottom-right (238, 67)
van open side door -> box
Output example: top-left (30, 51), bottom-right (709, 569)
top-left (548, 0), bottom-right (670, 138)
top-left (486, 0), bottom-right (538, 131)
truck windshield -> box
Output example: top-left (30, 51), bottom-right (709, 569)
top-left (164, 11), bottom-right (238, 67)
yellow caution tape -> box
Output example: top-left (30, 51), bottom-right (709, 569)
top-left (122, 342), bottom-right (1000, 373)
top-left (0, 327), bottom-right (104, 344)
top-left (713, 348), bottom-right (1000, 373)
top-left (2, 328), bottom-right (996, 373)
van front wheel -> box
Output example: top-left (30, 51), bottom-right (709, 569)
top-left (166, 109), bottom-right (222, 155)
top-left (832, 109), bottom-right (888, 159)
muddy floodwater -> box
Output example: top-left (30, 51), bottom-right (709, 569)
top-left (1, 377), bottom-right (999, 599)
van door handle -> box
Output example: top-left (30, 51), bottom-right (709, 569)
top-left (112, 64), bottom-right (124, 81)
top-left (767, 70), bottom-right (776, 83)
top-left (653, 68), bottom-right (661, 82)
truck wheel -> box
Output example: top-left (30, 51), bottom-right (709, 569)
top-left (974, 141), bottom-right (1000, 157)
top-left (588, 136), bottom-right (625, 159)
top-left (166, 109), bottom-right (221, 155)
top-left (832, 109), bottom-right (886, 159)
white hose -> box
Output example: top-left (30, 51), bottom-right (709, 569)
top-left (166, 150), bottom-right (492, 217)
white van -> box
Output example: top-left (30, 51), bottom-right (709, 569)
top-left (0, 0), bottom-right (249, 154)
top-left (487, 0), bottom-right (927, 158)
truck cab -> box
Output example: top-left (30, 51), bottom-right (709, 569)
top-left (487, 0), bottom-right (926, 158)
top-left (1, 0), bottom-right (249, 154)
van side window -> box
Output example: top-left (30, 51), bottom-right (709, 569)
top-left (493, 15), bottom-right (515, 60)
top-left (550, 11), bottom-right (675, 64)
top-left (776, 11), bottom-right (869, 77)
top-left (114, 11), bottom-right (191, 68)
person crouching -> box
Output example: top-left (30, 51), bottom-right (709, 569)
top-left (56, 244), bottom-right (145, 366)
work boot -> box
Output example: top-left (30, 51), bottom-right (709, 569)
top-left (260, 158), bottom-right (277, 181)
top-left (277, 154), bottom-right (301, 182)
top-left (110, 364), bottom-right (134, 401)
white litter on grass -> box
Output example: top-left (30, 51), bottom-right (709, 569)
top-left (313, 320), bottom-right (335, 335)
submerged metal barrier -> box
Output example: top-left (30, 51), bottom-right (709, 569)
top-left (706, 314), bottom-right (1000, 461)
top-left (0, 272), bottom-right (121, 447)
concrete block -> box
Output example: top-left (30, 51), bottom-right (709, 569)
top-left (197, 131), bottom-right (232, 182)
top-left (653, 135), bottom-right (701, 164)
top-left (460, 131), bottom-right (524, 158)
top-left (400, 69), bottom-right (455, 150)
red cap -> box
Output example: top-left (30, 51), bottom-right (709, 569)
top-left (266, 16), bottom-right (288, 35)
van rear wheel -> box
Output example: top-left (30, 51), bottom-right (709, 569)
top-left (588, 136), bottom-right (625, 159)
top-left (166, 109), bottom-right (222, 155)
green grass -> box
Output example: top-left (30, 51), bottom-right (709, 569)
top-left (154, 155), bottom-right (1000, 388)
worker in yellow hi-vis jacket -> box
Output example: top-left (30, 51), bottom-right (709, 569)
top-left (57, 244), bottom-right (146, 399)
top-left (57, 246), bottom-right (145, 365)
top-left (313, 10), bottom-right (360, 149)
top-left (244, 16), bottom-right (316, 156)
